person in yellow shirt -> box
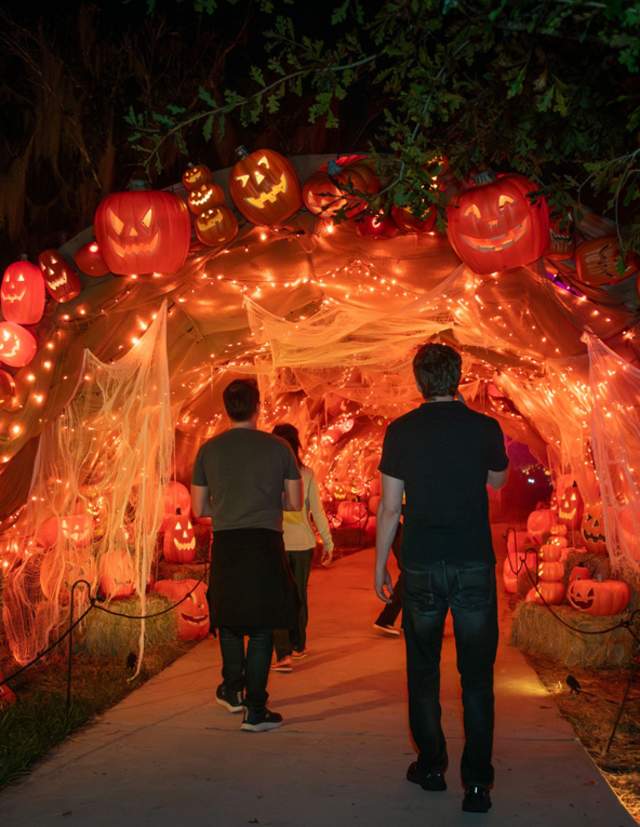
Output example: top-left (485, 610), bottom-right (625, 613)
top-left (271, 424), bottom-right (334, 672)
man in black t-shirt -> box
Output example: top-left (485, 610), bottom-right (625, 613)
top-left (375, 343), bottom-right (508, 814)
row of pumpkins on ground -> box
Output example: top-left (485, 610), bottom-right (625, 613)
top-left (2, 147), bottom-right (638, 373)
top-left (504, 492), bottom-right (632, 617)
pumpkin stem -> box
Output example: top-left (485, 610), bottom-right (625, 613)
top-left (127, 179), bottom-right (149, 191)
top-left (176, 507), bottom-right (182, 515)
top-left (472, 170), bottom-right (496, 186)
top-left (235, 146), bottom-right (250, 160)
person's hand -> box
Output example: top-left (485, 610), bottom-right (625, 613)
top-left (375, 565), bottom-right (393, 603)
top-left (321, 547), bottom-right (333, 567)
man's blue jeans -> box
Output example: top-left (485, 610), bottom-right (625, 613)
top-left (403, 561), bottom-right (499, 787)
top-left (219, 626), bottom-right (273, 711)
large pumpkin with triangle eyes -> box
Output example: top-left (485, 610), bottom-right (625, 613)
top-left (0, 322), bottom-right (37, 368)
top-left (94, 188), bottom-right (191, 275)
top-left (1, 260), bottom-right (46, 325)
top-left (229, 146), bottom-right (302, 226)
top-left (581, 503), bottom-right (607, 554)
top-left (446, 173), bottom-right (549, 274)
top-left (38, 250), bottom-right (81, 303)
top-left (153, 578), bottom-right (210, 641)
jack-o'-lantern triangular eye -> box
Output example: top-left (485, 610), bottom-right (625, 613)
top-left (498, 194), bottom-right (514, 207)
top-left (141, 208), bottom-right (153, 228)
top-left (175, 521), bottom-right (181, 530)
top-left (108, 208), bottom-right (124, 235)
top-left (257, 155), bottom-right (270, 169)
top-left (17, 274), bottom-right (25, 282)
top-left (464, 204), bottom-right (481, 218)
top-left (254, 171), bottom-right (265, 185)
top-left (236, 174), bottom-right (250, 188)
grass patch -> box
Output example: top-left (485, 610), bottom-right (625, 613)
top-left (0, 622), bottom-right (192, 789)
top-left (82, 594), bottom-right (176, 657)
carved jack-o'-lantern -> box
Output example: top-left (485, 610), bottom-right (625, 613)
top-left (187, 182), bottom-right (225, 215)
top-left (73, 241), bottom-right (110, 277)
top-left (1, 259), bottom-right (46, 325)
top-left (537, 560), bottom-right (565, 582)
top-left (153, 578), bottom-right (210, 641)
top-left (230, 146), bottom-right (302, 226)
top-left (182, 164), bottom-right (213, 191)
top-left (98, 548), bottom-right (136, 599)
top-left (38, 250), bottom-right (81, 303)
top-left (302, 156), bottom-right (379, 219)
top-left (567, 578), bottom-right (630, 616)
top-left (0, 322), bottom-right (37, 368)
top-left (526, 508), bottom-right (554, 544)
top-left (545, 214), bottom-right (575, 261)
top-left (336, 500), bottom-right (368, 527)
top-left (525, 581), bottom-right (565, 605)
top-left (163, 509), bottom-right (197, 563)
top-left (94, 187), bottom-right (191, 275)
top-left (446, 173), bottom-right (549, 274)
top-left (575, 236), bottom-right (639, 286)
top-left (39, 546), bottom-right (97, 601)
top-left (557, 482), bottom-right (583, 530)
top-left (195, 206), bottom-right (238, 246)
top-left (581, 503), bottom-right (607, 554)
top-left (37, 511), bottom-right (94, 548)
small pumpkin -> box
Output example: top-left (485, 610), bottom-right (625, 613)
top-left (230, 146), bottom-right (301, 226)
top-left (73, 241), bottom-right (109, 277)
top-left (575, 236), bottom-right (639, 286)
top-left (567, 578), bottom-right (631, 616)
top-left (357, 212), bottom-right (399, 239)
top-left (1, 259), bottom-right (46, 325)
top-left (163, 509), bottom-right (197, 563)
top-left (526, 508), bottom-right (555, 544)
top-left (391, 204), bottom-right (436, 234)
top-left (153, 578), bottom-right (209, 641)
top-left (539, 543), bottom-right (562, 563)
top-left (0, 322), bottom-right (37, 368)
top-left (302, 156), bottom-right (380, 219)
top-left (182, 164), bottom-right (213, 191)
top-left (525, 581), bottom-right (565, 605)
top-left (537, 561), bottom-right (565, 582)
top-left (98, 548), bottom-right (136, 599)
top-left (163, 481), bottom-right (191, 518)
top-left (195, 206), bottom-right (238, 246)
top-left (187, 182), bottom-right (225, 216)
top-left (336, 500), bottom-right (368, 527)
top-left (38, 250), bottom-right (81, 303)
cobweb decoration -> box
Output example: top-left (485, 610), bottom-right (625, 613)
top-left (587, 333), bottom-right (640, 580)
top-left (2, 303), bottom-right (173, 667)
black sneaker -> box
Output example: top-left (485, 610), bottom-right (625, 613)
top-left (240, 707), bottom-right (284, 732)
top-left (406, 762), bottom-right (447, 791)
top-left (462, 785), bottom-right (492, 813)
top-left (215, 684), bottom-right (245, 713)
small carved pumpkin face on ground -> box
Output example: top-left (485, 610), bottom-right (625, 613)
top-left (187, 182), bottom-right (225, 215)
top-left (38, 250), bottom-right (81, 303)
top-left (195, 206), bottom-right (238, 246)
top-left (182, 164), bottom-right (213, 191)
top-left (153, 579), bottom-right (209, 641)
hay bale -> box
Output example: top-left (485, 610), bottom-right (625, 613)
top-left (82, 594), bottom-right (177, 658)
top-left (156, 561), bottom-right (208, 583)
top-left (511, 601), bottom-right (634, 668)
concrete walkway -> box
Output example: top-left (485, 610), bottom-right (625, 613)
top-left (1, 548), bottom-right (636, 827)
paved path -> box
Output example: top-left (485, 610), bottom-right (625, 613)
top-left (1, 547), bottom-right (636, 827)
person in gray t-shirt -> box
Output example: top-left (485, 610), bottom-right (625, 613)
top-left (191, 378), bottom-right (301, 732)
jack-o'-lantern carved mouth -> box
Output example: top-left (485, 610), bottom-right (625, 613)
top-left (190, 188), bottom-right (216, 208)
top-left (200, 209), bottom-right (224, 229)
top-left (109, 233), bottom-right (160, 260)
top-left (460, 218), bottom-right (528, 252)
top-left (173, 538), bottom-right (196, 551)
top-left (49, 274), bottom-right (69, 290)
top-left (181, 612), bottom-right (208, 624)
top-left (571, 591), bottom-right (595, 609)
top-left (243, 172), bottom-right (288, 208)
top-left (583, 529), bottom-right (606, 543)
top-left (0, 334), bottom-right (20, 359)
top-left (2, 290), bottom-right (26, 303)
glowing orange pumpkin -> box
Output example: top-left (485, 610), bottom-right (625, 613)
top-left (94, 187), bottom-right (191, 275)
top-left (163, 481), bottom-right (191, 517)
top-left (38, 250), bottom-right (81, 303)
top-left (182, 164), bottom-right (213, 191)
top-left (525, 581), bottom-right (565, 605)
top-left (557, 482), bottom-right (583, 530)
top-left (567, 579), bottom-right (630, 616)
top-left (581, 503), bottom-right (607, 554)
top-left (545, 214), bottom-right (575, 261)
top-left (357, 212), bottom-right (399, 239)
top-left (0, 322), bottom-right (37, 368)
top-left (73, 241), bottom-right (109, 277)
top-left (187, 182), bottom-right (225, 215)
top-left (336, 501), bottom-right (368, 527)
top-left (575, 237), bottom-right (639, 286)
top-left (391, 203), bottom-right (436, 234)
top-left (526, 508), bottom-right (554, 543)
top-left (539, 543), bottom-right (562, 563)
top-left (446, 173), bottom-right (549, 274)
top-left (153, 578), bottom-right (209, 641)
top-left (195, 206), bottom-right (238, 246)
top-left (98, 549), bottom-right (136, 599)
top-left (537, 561), bottom-right (565, 582)
top-left (229, 147), bottom-right (301, 226)
top-left (1, 260), bottom-right (45, 325)
top-left (163, 509), bottom-right (197, 563)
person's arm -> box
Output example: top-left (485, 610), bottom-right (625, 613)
top-left (375, 473), bottom-right (404, 603)
top-left (307, 471), bottom-right (334, 562)
top-left (191, 484), bottom-right (213, 517)
top-left (283, 477), bottom-right (303, 511)
top-left (486, 418), bottom-right (509, 490)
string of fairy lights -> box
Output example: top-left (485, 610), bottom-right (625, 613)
top-left (0, 219), bottom-right (639, 575)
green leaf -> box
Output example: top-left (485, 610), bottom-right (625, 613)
top-left (198, 86), bottom-right (216, 107)
top-left (331, 0), bottom-right (350, 25)
top-left (202, 114), bottom-right (214, 142)
top-left (250, 66), bottom-right (266, 87)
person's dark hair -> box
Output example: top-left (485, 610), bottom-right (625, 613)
top-left (272, 423), bottom-right (302, 466)
top-left (412, 343), bottom-right (462, 399)
top-left (222, 378), bottom-right (260, 421)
